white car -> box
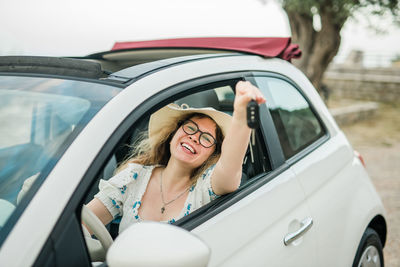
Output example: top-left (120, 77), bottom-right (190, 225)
top-left (0, 37), bottom-right (386, 267)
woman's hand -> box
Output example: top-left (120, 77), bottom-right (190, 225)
top-left (233, 81), bottom-right (266, 125)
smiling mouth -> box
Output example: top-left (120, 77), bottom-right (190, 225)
top-left (181, 142), bottom-right (196, 154)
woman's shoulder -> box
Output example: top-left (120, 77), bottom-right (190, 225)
top-left (123, 162), bottom-right (153, 174)
top-left (118, 162), bottom-right (156, 173)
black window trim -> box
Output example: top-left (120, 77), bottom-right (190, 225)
top-left (245, 76), bottom-right (285, 169)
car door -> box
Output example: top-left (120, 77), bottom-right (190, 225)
top-left (178, 75), bottom-right (317, 267)
top-left (252, 74), bottom-right (354, 266)
top-left (253, 74), bottom-right (380, 266)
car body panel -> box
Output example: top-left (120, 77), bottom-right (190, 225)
top-left (291, 131), bottom-right (386, 266)
top-left (192, 169), bottom-right (317, 267)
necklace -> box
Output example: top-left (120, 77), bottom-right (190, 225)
top-left (159, 169), bottom-right (191, 214)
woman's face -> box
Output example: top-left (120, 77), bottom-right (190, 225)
top-left (169, 116), bottom-right (217, 169)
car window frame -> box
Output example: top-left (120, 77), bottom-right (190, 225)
top-left (250, 72), bottom-right (330, 166)
top-left (30, 72), bottom-right (254, 262)
top-left (56, 71), bottom-right (283, 231)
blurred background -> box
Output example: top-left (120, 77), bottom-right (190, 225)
top-left (1, 0), bottom-right (399, 265)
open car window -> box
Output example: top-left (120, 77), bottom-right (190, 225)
top-left (84, 79), bottom-right (271, 202)
top-left (86, 80), bottom-right (270, 195)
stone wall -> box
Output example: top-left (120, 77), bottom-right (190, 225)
top-left (329, 102), bottom-right (379, 126)
top-left (322, 65), bottom-right (400, 102)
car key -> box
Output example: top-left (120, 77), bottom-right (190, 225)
top-left (247, 100), bottom-right (259, 162)
top-left (247, 100), bottom-right (259, 144)
top-left (247, 100), bottom-right (259, 129)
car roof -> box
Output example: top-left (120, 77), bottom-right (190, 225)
top-left (0, 53), bottom-right (241, 88)
top-left (0, 37), bottom-right (301, 87)
top-left (105, 53), bottom-right (243, 85)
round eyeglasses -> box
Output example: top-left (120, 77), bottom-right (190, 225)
top-left (181, 120), bottom-right (217, 148)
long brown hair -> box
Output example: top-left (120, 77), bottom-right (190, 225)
top-left (118, 113), bottom-right (224, 183)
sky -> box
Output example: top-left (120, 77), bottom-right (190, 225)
top-left (1, 0), bottom-right (399, 67)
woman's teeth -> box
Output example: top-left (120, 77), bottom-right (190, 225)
top-left (182, 143), bottom-right (195, 154)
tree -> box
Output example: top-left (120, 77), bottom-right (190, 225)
top-left (280, 0), bottom-right (400, 91)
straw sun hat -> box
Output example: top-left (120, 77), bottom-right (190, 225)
top-left (148, 104), bottom-right (232, 142)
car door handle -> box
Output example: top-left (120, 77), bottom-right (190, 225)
top-left (284, 217), bottom-right (313, 246)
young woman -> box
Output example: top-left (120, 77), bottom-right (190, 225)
top-left (86, 81), bottom-right (265, 233)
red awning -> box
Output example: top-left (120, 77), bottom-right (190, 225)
top-left (112, 37), bottom-right (301, 62)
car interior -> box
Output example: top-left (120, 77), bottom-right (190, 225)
top-left (81, 81), bottom-right (272, 262)
top-left (0, 89), bottom-right (92, 233)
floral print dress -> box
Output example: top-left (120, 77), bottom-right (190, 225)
top-left (94, 163), bottom-right (219, 233)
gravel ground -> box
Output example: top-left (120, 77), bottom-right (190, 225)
top-left (337, 101), bottom-right (400, 267)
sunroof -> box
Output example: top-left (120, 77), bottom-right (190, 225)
top-left (111, 37), bottom-right (301, 61)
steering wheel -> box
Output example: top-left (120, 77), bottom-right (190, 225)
top-left (81, 205), bottom-right (113, 260)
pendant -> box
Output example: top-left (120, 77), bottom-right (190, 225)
top-left (161, 206), bottom-right (165, 213)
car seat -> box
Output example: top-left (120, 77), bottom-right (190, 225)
top-left (175, 89), bottom-right (220, 110)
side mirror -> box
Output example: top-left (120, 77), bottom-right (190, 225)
top-left (107, 222), bottom-right (210, 267)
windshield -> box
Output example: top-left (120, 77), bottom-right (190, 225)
top-left (0, 75), bottom-right (121, 230)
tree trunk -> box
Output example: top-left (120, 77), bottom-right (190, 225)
top-left (284, 6), bottom-right (345, 92)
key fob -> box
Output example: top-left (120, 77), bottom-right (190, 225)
top-left (247, 100), bottom-right (259, 129)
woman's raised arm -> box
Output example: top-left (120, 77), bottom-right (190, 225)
top-left (212, 81), bottom-right (266, 195)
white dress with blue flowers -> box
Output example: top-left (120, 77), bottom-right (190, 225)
top-left (94, 163), bottom-right (219, 233)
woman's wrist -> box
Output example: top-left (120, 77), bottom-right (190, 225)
top-left (231, 111), bottom-right (251, 131)
top-left (232, 108), bottom-right (248, 126)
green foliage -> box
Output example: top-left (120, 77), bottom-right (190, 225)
top-left (279, 0), bottom-right (400, 88)
top-left (392, 54), bottom-right (400, 62)
top-left (281, 0), bottom-right (400, 25)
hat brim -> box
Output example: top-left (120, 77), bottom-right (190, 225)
top-left (149, 104), bottom-right (232, 140)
